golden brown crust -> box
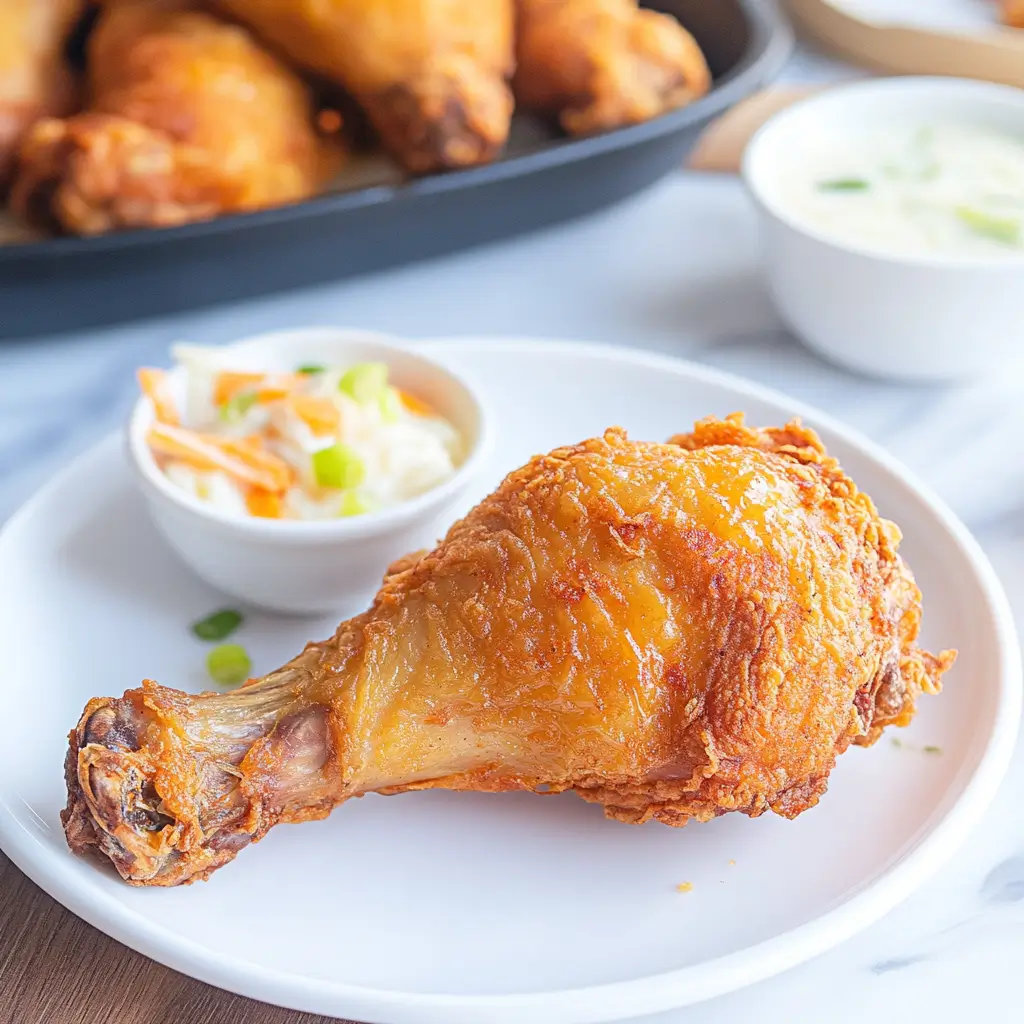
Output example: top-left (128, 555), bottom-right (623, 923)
top-left (218, 0), bottom-right (515, 173)
top-left (671, 414), bottom-right (953, 754)
top-left (64, 417), bottom-right (953, 884)
top-left (0, 0), bottom-right (82, 188)
top-left (11, 3), bottom-right (337, 235)
top-left (367, 61), bottom-right (514, 173)
top-left (11, 113), bottom-right (229, 234)
top-left (513, 0), bottom-right (711, 135)
top-left (1003, 0), bottom-right (1024, 27)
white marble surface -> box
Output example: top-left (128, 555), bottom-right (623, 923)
top-left (2, 43), bottom-right (1023, 1024)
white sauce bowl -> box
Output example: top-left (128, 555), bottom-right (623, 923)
top-left (129, 328), bottom-right (493, 615)
top-left (743, 77), bottom-right (1024, 381)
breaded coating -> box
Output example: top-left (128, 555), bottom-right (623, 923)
top-left (513, 0), bottom-right (711, 135)
top-left (0, 0), bottom-right (82, 187)
top-left (11, 2), bottom-right (336, 235)
top-left (63, 416), bottom-right (952, 885)
top-left (218, 0), bottom-right (515, 173)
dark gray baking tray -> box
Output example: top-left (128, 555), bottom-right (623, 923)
top-left (0, 0), bottom-right (792, 338)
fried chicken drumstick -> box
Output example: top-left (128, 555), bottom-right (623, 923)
top-left (218, 0), bottom-right (515, 173)
top-left (11, 1), bottom-right (335, 235)
top-left (64, 416), bottom-right (953, 886)
top-left (0, 0), bottom-right (82, 188)
top-left (513, 0), bottom-right (711, 135)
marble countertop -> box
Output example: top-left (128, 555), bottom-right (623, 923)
top-left (2, 46), bottom-right (1023, 1024)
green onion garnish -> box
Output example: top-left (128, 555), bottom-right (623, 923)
top-left (296, 363), bottom-right (326, 375)
top-left (191, 609), bottom-right (243, 641)
top-left (207, 643), bottom-right (252, 687)
top-left (219, 391), bottom-right (258, 423)
top-left (338, 362), bottom-right (388, 403)
top-left (312, 442), bottom-right (364, 489)
top-left (923, 745), bottom-right (943, 755)
top-left (955, 206), bottom-right (1021, 246)
top-left (378, 386), bottom-right (402, 424)
top-left (818, 179), bottom-right (871, 192)
top-left (339, 490), bottom-right (376, 517)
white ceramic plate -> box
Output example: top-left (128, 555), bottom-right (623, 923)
top-left (0, 340), bottom-right (1018, 1024)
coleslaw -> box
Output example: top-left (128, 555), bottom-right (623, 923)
top-left (138, 346), bottom-right (464, 520)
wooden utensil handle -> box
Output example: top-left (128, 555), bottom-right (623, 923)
top-left (689, 87), bottom-right (818, 173)
top-left (784, 0), bottom-right (1024, 87)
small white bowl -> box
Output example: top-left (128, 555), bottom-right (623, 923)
top-left (129, 327), bottom-right (493, 616)
top-left (743, 77), bottom-right (1024, 382)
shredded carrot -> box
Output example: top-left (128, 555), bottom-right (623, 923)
top-left (215, 436), bottom-right (295, 491)
top-left (288, 393), bottom-right (340, 435)
top-left (213, 371), bottom-right (301, 407)
top-left (255, 380), bottom-right (301, 403)
top-left (213, 372), bottom-right (263, 406)
top-left (138, 368), bottom-right (179, 425)
top-left (398, 389), bottom-right (434, 418)
top-left (148, 423), bottom-right (293, 493)
top-left (246, 488), bottom-right (284, 519)
top-left (150, 438), bottom-right (221, 476)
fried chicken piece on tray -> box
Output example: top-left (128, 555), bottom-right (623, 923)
top-left (218, 0), bottom-right (515, 174)
top-left (64, 416), bottom-right (953, 886)
top-left (513, 0), bottom-right (712, 135)
top-left (1003, 0), bottom-right (1024, 27)
top-left (0, 0), bottom-right (82, 188)
top-left (10, 1), bottom-right (337, 236)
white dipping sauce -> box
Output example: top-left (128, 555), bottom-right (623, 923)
top-left (772, 122), bottom-right (1024, 259)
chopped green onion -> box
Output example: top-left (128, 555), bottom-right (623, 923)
top-left (817, 179), bottom-right (870, 192)
top-left (955, 206), bottom-right (1021, 246)
top-left (296, 363), bottom-right (326, 375)
top-left (191, 609), bottom-right (244, 641)
top-left (312, 442), bottom-right (364, 489)
top-left (923, 744), bottom-right (943, 755)
top-left (339, 490), bottom-right (376, 517)
top-left (890, 737), bottom-right (903, 749)
top-left (219, 391), bottom-right (258, 423)
top-left (378, 386), bottom-right (402, 424)
top-left (207, 643), bottom-right (252, 687)
top-left (338, 362), bottom-right (388, 403)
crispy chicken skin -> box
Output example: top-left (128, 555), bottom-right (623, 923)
top-left (1004, 0), bottom-right (1024, 26)
top-left (0, 0), bottom-right (82, 188)
top-left (10, 2), bottom-right (335, 236)
top-left (513, 0), bottom-right (711, 135)
top-left (218, 0), bottom-right (515, 174)
top-left (64, 416), bottom-right (953, 886)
